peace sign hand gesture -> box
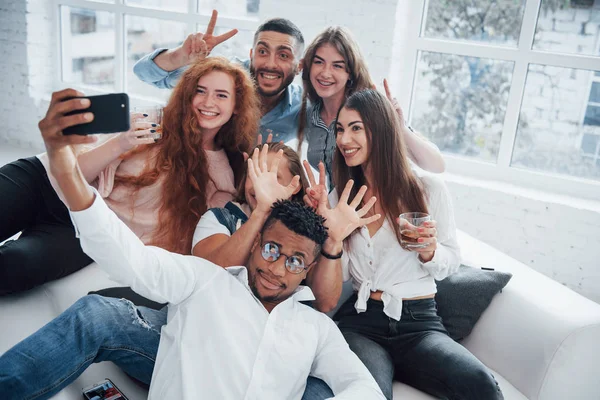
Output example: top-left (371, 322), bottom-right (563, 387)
top-left (177, 10), bottom-right (238, 66)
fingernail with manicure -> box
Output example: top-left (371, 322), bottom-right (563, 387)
top-left (143, 113), bottom-right (148, 117)
top-left (150, 130), bottom-right (156, 133)
top-left (151, 123), bottom-right (158, 127)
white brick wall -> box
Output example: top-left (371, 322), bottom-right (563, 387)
top-left (448, 179), bottom-right (600, 303)
top-left (0, 0), bottom-right (53, 152)
top-left (1, 0), bottom-right (599, 304)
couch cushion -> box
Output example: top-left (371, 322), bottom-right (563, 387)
top-left (435, 265), bottom-right (512, 340)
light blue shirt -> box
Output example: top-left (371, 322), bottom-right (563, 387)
top-left (133, 49), bottom-right (302, 143)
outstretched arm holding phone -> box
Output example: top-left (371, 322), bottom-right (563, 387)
top-left (41, 89), bottom-right (215, 304)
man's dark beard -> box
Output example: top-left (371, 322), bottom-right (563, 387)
top-left (250, 65), bottom-right (297, 98)
top-left (248, 267), bottom-right (286, 303)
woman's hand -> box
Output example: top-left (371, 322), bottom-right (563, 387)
top-left (247, 144), bottom-right (301, 214)
top-left (315, 180), bottom-right (380, 244)
top-left (398, 218), bottom-right (438, 262)
top-left (302, 160), bottom-right (328, 209)
top-left (117, 113), bottom-right (159, 153)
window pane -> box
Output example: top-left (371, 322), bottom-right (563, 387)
top-left (410, 52), bottom-right (513, 162)
top-left (126, 16), bottom-right (187, 101)
top-left (589, 82), bottom-right (600, 103)
top-left (581, 133), bottom-right (599, 155)
top-left (422, 0), bottom-right (526, 46)
top-left (512, 65), bottom-right (600, 181)
top-left (202, 26), bottom-right (254, 60)
top-left (584, 105), bottom-right (600, 126)
top-left (126, 0), bottom-right (189, 13)
top-left (61, 7), bottom-right (115, 89)
top-left (533, 0), bottom-right (600, 56)
top-left (197, 0), bottom-right (260, 18)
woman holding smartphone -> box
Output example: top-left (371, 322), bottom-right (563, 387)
top-left (296, 26), bottom-right (445, 186)
top-left (307, 89), bottom-right (502, 399)
top-left (0, 57), bottom-right (260, 295)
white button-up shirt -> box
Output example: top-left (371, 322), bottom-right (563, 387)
top-left (331, 173), bottom-right (461, 321)
top-left (70, 190), bottom-right (384, 400)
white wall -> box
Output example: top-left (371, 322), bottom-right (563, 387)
top-left (446, 177), bottom-right (600, 303)
top-left (1, 0), bottom-right (599, 303)
top-left (0, 0), bottom-right (54, 152)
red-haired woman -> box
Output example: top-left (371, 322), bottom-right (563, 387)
top-left (0, 57), bottom-right (260, 295)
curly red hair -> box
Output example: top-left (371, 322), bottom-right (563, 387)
top-left (116, 57), bottom-right (261, 254)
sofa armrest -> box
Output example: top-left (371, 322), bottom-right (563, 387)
top-left (457, 231), bottom-right (600, 400)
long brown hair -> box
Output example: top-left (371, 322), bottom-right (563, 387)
top-left (297, 26), bottom-right (374, 151)
top-left (115, 57), bottom-right (261, 254)
top-left (333, 89), bottom-right (428, 244)
top-left (234, 142), bottom-right (309, 205)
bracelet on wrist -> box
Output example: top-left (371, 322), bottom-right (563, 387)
top-left (320, 248), bottom-right (343, 260)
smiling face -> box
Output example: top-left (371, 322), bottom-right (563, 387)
top-left (245, 152), bottom-right (295, 211)
top-left (336, 106), bottom-right (370, 167)
top-left (191, 70), bottom-right (236, 138)
top-left (249, 31), bottom-right (301, 98)
top-left (309, 43), bottom-right (350, 103)
top-left (247, 220), bottom-right (316, 311)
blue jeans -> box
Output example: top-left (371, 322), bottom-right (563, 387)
top-left (0, 295), bottom-right (165, 400)
top-left (336, 295), bottom-right (504, 400)
top-left (0, 294), bottom-right (334, 400)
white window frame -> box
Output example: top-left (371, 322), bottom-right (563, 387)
top-left (393, 0), bottom-right (600, 201)
top-left (53, 0), bottom-right (259, 104)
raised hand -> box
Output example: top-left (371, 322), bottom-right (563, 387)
top-left (247, 144), bottom-right (301, 213)
top-left (302, 160), bottom-right (327, 209)
top-left (178, 10), bottom-right (238, 65)
top-left (382, 78), bottom-right (406, 126)
top-left (39, 89), bottom-right (98, 156)
top-left (317, 180), bottom-right (380, 244)
top-left (117, 113), bottom-right (159, 152)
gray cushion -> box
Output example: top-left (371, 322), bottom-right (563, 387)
top-left (435, 265), bottom-right (512, 341)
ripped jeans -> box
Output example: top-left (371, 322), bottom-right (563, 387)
top-left (0, 295), bottom-right (335, 400)
top-left (0, 295), bottom-right (166, 400)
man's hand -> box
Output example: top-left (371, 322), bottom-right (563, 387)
top-left (40, 89), bottom-right (98, 210)
top-left (169, 10), bottom-right (237, 68)
top-left (39, 89), bottom-right (97, 160)
top-left (247, 144), bottom-right (301, 214)
top-left (315, 180), bottom-right (380, 244)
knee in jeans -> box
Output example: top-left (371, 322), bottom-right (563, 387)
top-left (0, 242), bottom-right (31, 295)
top-left (455, 367), bottom-right (503, 400)
top-left (119, 298), bottom-right (161, 334)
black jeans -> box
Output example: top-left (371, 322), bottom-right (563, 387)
top-left (0, 157), bottom-right (92, 295)
top-left (335, 294), bottom-right (504, 400)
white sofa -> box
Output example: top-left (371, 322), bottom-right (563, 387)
top-left (2, 230), bottom-right (600, 400)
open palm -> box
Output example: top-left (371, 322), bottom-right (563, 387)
top-left (247, 145), bottom-right (300, 213)
top-left (316, 180), bottom-right (380, 243)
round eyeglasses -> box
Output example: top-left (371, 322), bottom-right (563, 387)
top-left (260, 241), bottom-right (316, 274)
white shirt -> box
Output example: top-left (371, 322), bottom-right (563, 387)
top-left (191, 202), bottom-right (251, 249)
top-left (70, 190), bottom-right (384, 400)
top-left (331, 173), bottom-right (461, 321)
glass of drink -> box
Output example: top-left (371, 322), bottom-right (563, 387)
top-left (399, 212), bottom-right (431, 250)
top-left (133, 106), bottom-right (163, 140)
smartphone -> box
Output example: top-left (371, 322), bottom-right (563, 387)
top-left (63, 93), bottom-right (130, 135)
top-left (82, 378), bottom-right (129, 400)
